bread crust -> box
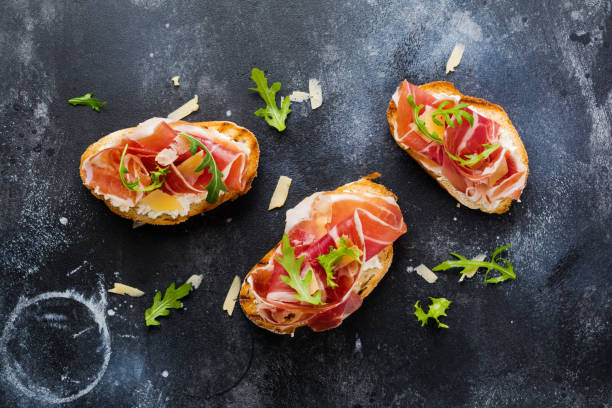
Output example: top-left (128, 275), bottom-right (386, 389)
top-left (239, 176), bottom-right (397, 335)
top-left (387, 81), bottom-right (529, 214)
top-left (79, 120), bottom-right (259, 225)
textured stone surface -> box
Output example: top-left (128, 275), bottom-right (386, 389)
top-left (0, 0), bottom-right (610, 407)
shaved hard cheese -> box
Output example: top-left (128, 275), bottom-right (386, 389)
top-left (108, 283), bottom-right (145, 297)
top-left (171, 76), bottom-right (180, 86)
top-left (223, 276), bottom-right (241, 316)
top-left (416, 264), bottom-right (438, 284)
top-left (268, 176), bottom-right (292, 210)
top-left (186, 274), bottom-right (203, 290)
top-left (445, 43), bottom-right (465, 74)
top-left (289, 91), bottom-right (310, 103)
top-left (309, 79), bottom-right (323, 109)
top-left (459, 254), bottom-right (487, 282)
top-left (168, 95), bottom-right (199, 120)
top-left (132, 221), bottom-right (146, 229)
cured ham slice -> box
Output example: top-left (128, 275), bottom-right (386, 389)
top-left (390, 80), bottom-right (528, 210)
top-left (81, 118), bottom-right (253, 218)
top-left (245, 179), bottom-right (407, 332)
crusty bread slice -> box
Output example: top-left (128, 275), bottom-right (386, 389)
top-left (239, 176), bottom-right (396, 335)
top-left (387, 81), bottom-right (528, 214)
top-left (80, 120), bottom-right (259, 225)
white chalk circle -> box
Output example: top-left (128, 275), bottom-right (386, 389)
top-left (0, 291), bottom-right (111, 404)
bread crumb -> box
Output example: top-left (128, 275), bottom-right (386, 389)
top-left (59, 217), bottom-right (68, 225)
top-left (171, 76), bottom-right (180, 86)
top-left (456, 203), bottom-right (461, 208)
top-left (268, 176), bottom-right (292, 210)
top-left (161, 370), bottom-right (169, 378)
top-left (445, 43), bottom-right (465, 74)
top-left (225, 110), bottom-right (232, 117)
top-left (107, 309), bottom-right (116, 316)
top-left (309, 79), bottom-right (323, 109)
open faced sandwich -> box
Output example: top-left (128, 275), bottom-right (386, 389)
top-left (388, 80), bottom-right (528, 214)
top-left (240, 175), bottom-right (407, 334)
top-left (80, 118), bottom-right (259, 225)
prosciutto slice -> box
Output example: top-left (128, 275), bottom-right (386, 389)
top-left (393, 80), bottom-right (527, 206)
top-left (249, 187), bottom-right (407, 332)
top-left (81, 118), bottom-right (249, 207)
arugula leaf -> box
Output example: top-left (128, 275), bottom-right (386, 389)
top-left (431, 101), bottom-right (474, 128)
top-left (68, 92), bottom-right (106, 112)
top-left (414, 297), bottom-right (451, 328)
top-left (178, 133), bottom-right (228, 204)
top-left (406, 95), bottom-right (443, 144)
top-left (316, 237), bottom-right (362, 288)
top-left (119, 144), bottom-right (169, 192)
top-left (145, 282), bottom-right (192, 326)
top-left (277, 234), bottom-right (325, 305)
top-left (249, 68), bottom-right (291, 132)
top-left (445, 143), bottom-right (501, 167)
top-left (432, 245), bottom-right (515, 284)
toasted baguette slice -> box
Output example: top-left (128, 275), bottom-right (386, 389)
top-left (388, 81), bottom-right (528, 214)
top-left (80, 120), bottom-right (259, 225)
top-left (240, 176), bottom-right (396, 335)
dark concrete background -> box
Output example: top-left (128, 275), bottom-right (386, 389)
top-left (0, 0), bottom-right (610, 407)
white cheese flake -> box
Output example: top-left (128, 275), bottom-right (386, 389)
top-left (186, 274), bottom-right (203, 290)
top-left (223, 276), bottom-right (241, 316)
top-left (415, 264), bottom-right (438, 284)
top-left (289, 91), bottom-right (310, 103)
top-left (445, 43), bottom-right (465, 74)
top-left (308, 78), bottom-right (323, 109)
top-left (458, 254), bottom-right (487, 282)
top-left (268, 176), bottom-right (292, 210)
top-left (108, 283), bottom-right (145, 297)
top-left (168, 95), bottom-right (199, 120)
top-left (171, 76), bottom-right (180, 86)
top-left (132, 221), bottom-right (146, 229)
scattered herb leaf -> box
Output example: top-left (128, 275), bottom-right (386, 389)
top-left (119, 144), bottom-right (169, 192)
top-left (431, 101), bottom-right (474, 128)
top-left (414, 297), bottom-right (451, 328)
top-left (249, 68), bottom-right (291, 132)
top-left (445, 143), bottom-right (501, 167)
top-left (145, 282), bottom-right (192, 326)
top-left (68, 92), bottom-right (106, 112)
top-left (178, 133), bottom-right (227, 204)
top-left (316, 237), bottom-right (362, 288)
top-left (406, 95), bottom-right (443, 144)
top-left (432, 245), bottom-right (515, 284)
top-left (277, 234), bottom-right (325, 305)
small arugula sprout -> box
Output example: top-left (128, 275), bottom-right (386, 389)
top-left (406, 95), bottom-right (443, 144)
top-left (316, 237), bottom-right (362, 288)
top-left (145, 282), bottom-right (192, 326)
top-left (68, 92), bottom-right (106, 111)
top-left (277, 234), bottom-right (325, 305)
top-left (445, 143), bottom-right (501, 167)
top-left (432, 245), bottom-right (515, 284)
top-left (249, 68), bottom-right (291, 132)
top-left (119, 144), bottom-right (169, 192)
top-left (431, 101), bottom-right (474, 128)
top-left (414, 297), bottom-right (451, 328)
top-left (178, 133), bottom-right (227, 204)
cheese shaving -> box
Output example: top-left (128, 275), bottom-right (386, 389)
top-left (108, 283), bottom-right (145, 297)
top-left (268, 176), bottom-right (292, 210)
top-left (308, 78), bottom-right (323, 109)
top-left (446, 43), bottom-right (465, 74)
top-left (186, 274), bottom-right (203, 290)
top-left (458, 254), bottom-right (487, 282)
top-left (171, 76), bottom-right (180, 86)
top-left (168, 95), bottom-right (199, 120)
top-left (289, 91), bottom-right (310, 103)
top-left (416, 264), bottom-right (438, 284)
top-left (132, 221), bottom-right (145, 229)
top-left (222, 276), bottom-right (241, 316)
